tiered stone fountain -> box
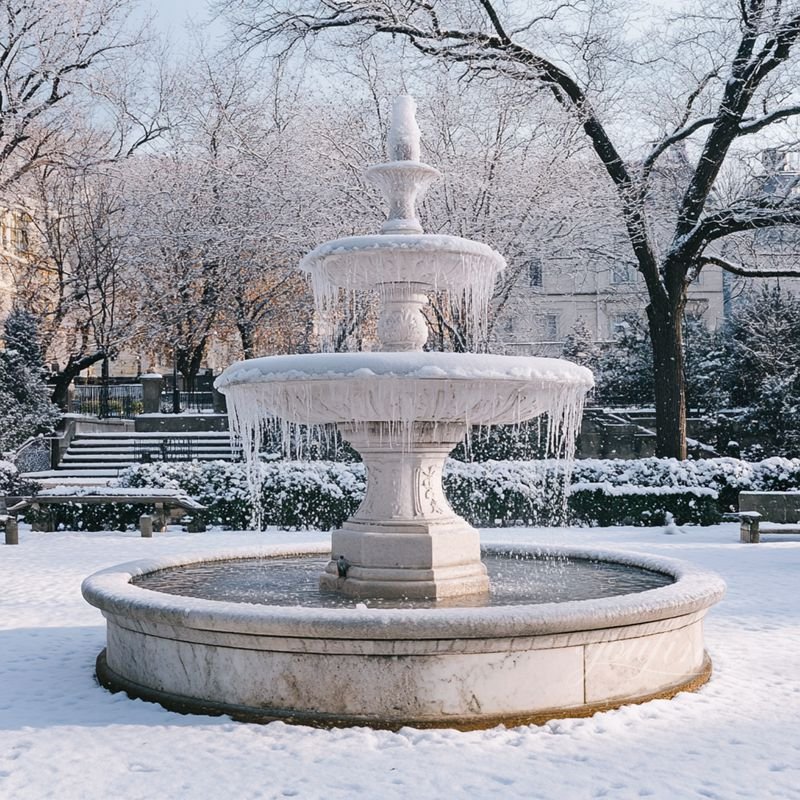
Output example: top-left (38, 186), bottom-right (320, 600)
top-left (82, 97), bottom-right (724, 729)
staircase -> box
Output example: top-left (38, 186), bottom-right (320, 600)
top-left (23, 431), bottom-right (239, 488)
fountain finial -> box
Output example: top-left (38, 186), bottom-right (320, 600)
top-left (388, 95), bottom-right (421, 162)
top-left (364, 94), bottom-right (441, 236)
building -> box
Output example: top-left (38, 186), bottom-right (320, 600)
top-left (491, 147), bottom-right (800, 358)
top-left (0, 205), bottom-right (33, 324)
top-left (491, 255), bottom-right (726, 358)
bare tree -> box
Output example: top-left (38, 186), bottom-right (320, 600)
top-left (222, 0), bottom-right (800, 457)
top-left (14, 162), bottom-right (136, 409)
top-left (0, 0), bottom-right (152, 188)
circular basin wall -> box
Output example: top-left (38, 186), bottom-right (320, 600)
top-left (82, 544), bottom-right (725, 730)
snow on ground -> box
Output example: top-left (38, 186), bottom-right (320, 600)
top-left (1, 523), bottom-right (799, 800)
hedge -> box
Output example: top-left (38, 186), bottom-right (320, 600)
top-left (24, 455), bottom-right (800, 532)
top-left (0, 460), bottom-right (40, 497)
top-left (569, 484), bottom-right (720, 526)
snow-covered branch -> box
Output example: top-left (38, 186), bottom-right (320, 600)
top-left (699, 253), bottom-right (800, 278)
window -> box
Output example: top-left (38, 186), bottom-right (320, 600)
top-left (610, 314), bottom-right (629, 338)
top-left (527, 257), bottom-right (543, 288)
top-left (12, 213), bottom-right (29, 253)
top-left (611, 262), bottom-right (635, 284)
top-left (541, 314), bottom-right (558, 340)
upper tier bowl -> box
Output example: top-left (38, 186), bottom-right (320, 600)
top-left (215, 351), bottom-right (594, 427)
top-left (299, 233), bottom-right (505, 291)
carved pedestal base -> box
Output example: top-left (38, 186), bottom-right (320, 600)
top-left (320, 422), bottom-right (489, 600)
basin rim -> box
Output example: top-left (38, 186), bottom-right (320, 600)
top-left (214, 351), bottom-right (595, 393)
top-left (82, 542), bottom-right (726, 640)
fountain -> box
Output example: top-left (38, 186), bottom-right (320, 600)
top-left (82, 96), bottom-right (725, 729)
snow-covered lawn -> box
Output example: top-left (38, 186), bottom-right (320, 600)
top-left (1, 524), bottom-right (799, 800)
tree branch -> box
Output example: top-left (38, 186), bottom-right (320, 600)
top-left (738, 104), bottom-right (800, 134)
top-left (700, 253), bottom-right (800, 278)
top-left (694, 200), bottom-right (800, 244)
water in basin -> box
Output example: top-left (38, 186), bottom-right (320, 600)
top-left (133, 553), bottom-right (673, 610)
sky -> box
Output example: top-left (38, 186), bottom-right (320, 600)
top-left (144, 0), bottom-right (222, 47)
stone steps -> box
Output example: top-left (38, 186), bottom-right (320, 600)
top-left (22, 430), bottom-right (239, 488)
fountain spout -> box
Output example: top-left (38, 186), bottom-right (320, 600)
top-left (388, 95), bottom-right (421, 161)
top-left (365, 96), bottom-right (441, 235)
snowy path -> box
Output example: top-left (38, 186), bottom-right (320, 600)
top-left (1, 524), bottom-right (799, 800)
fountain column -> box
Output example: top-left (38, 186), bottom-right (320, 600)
top-left (320, 421), bottom-right (489, 599)
top-left (314, 97), bottom-right (490, 599)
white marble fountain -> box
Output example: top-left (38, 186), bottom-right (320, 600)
top-left (82, 97), bottom-right (725, 729)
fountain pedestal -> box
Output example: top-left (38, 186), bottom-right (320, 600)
top-left (320, 422), bottom-right (489, 599)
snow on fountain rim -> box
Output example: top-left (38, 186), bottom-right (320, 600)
top-left (214, 351), bottom-right (594, 392)
top-left (81, 543), bottom-right (725, 641)
top-left (299, 233), bottom-right (505, 271)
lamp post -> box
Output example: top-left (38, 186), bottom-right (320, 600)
top-left (172, 350), bottom-right (180, 414)
top-left (99, 353), bottom-right (110, 418)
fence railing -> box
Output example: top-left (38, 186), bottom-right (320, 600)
top-left (69, 384), bottom-right (143, 419)
top-left (134, 437), bottom-right (195, 462)
top-left (159, 391), bottom-right (215, 413)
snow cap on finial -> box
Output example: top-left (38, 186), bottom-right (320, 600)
top-left (388, 95), bottom-right (421, 162)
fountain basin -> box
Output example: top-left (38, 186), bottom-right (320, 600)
top-left (215, 351), bottom-right (593, 426)
top-left (300, 233), bottom-right (505, 291)
top-left (82, 543), bottom-right (725, 730)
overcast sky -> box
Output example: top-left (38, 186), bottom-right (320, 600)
top-left (145, 0), bottom-right (221, 45)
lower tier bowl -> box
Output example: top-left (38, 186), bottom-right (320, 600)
top-left (82, 543), bottom-right (725, 730)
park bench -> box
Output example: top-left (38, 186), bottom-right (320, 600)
top-left (6, 488), bottom-right (206, 537)
top-left (738, 491), bottom-right (800, 543)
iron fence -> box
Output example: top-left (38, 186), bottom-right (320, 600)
top-left (159, 391), bottom-right (215, 413)
top-left (134, 437), bottom-right (195, 463)
top-left (70, 384), bottom-right (144, 419)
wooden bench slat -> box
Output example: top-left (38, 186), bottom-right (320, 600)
top-left (8, 495), bottom-right (205, 513)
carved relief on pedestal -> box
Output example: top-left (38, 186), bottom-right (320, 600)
top-left (354, 461), bottom-right (405, 519)
top-left (414, 465), bottom-right (446, 517)
top-left (376, 284), bottom-right (430, 351)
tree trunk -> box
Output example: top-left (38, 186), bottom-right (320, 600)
top-left (237, 321), bottom-right (255, 360)
top-left (178, 341), bottom-right (207, 397)
top-left (50, 351), bottom-right (106, 411)
top-left (646, 302), bottom-right (687, 459)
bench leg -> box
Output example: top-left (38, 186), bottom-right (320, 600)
top-left (740, 519), bottom-right (760, 543)
top-left (139, 514), bottom-right (153, 538)
top-left (154, 503), bottom-right (167, 533)
top-left (4, 517), bottom-right (18, 545)
top-left (30, 504), bottom-right (53, 532)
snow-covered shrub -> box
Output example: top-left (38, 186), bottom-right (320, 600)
top-left (444, 460), bottom-right (566, 526)
top-left (258, 460), bottom-right (365, 530)
top-left (120, 460), bottom-right (252, 528)
top-left (104, 456), bottom-right (800, 531)
top-left (119, 459), bottom-right (366, 530)
top-left (723, 287), bottom-right (800, 457)
top-left (0, 310), bottom-right (60, 453)
top-left (569, 484), bottom-right (720, 526)
top-left (0, 459), bottom-right (40, 497)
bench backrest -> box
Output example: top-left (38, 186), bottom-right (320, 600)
top-left (739, 491), bottom-right (800, 523)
